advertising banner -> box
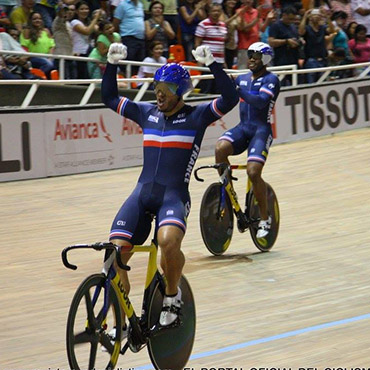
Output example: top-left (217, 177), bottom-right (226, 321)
top-left (274, 80), bottom-right (370, 143)
top-left (45, 109), bottom-right (143, 176)
top-left (0, 113), bottom-right (46, 181)
top-left (2, 78), bottom-right (370, 182)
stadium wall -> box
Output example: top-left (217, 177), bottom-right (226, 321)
top-left (1, 79), bottom-right (370, 182)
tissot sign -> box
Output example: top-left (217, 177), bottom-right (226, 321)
top-left (1, 78), bottom-right (370, 181)
top-left (274, 80), bottom-right (370, 143)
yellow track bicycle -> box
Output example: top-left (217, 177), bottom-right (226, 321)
top-left (62, 238), bottom-right (196, 370)
top-left (195, 163), bottom-right (280, 255)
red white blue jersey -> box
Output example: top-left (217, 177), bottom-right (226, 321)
top-left (116, 97), bottom-right (225, 188)
top-left (236, 71), bottom-right (280, 131)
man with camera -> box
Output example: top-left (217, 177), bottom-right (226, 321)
top-left (268, 6), bottom-right (302, 86)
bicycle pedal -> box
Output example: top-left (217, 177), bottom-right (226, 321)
top-left (150, 318), bottom-right (182, 336)
top-left (237, 220), bottom-right (247, 233)
top-left (120, 340), bottom-right (130, 355)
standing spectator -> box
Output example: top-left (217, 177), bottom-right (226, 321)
top-left (268, 6), bottom-right (300, 85)
top-left (256, 0), bottom-right (273, 21)
top-left (52, 3), bottom-right (76, 79)
top-left (236, 0), bottom-right (261, 69)
top-left (195, 2), bottom-right (227, 93)
top-left (162, 0), bottom-right (179, 45)
top-left (179, 0), bottom-right (207, 61)
top-left (348, 24), bottom-right (370, 67)
top-left (330, 0), bottom-right (354, 27)
top-left (222, 0), bottom-right (242, 69)
top-left (194, 3), bottom-right (227, 65)
top-left (298, 8), bottom-right (335, 83)
top-left (281, 0), bottom-right (302, 14)
top-left (34, 0), bottom-right (58, 30)
top-left (113, 0), bottom-right (145, 74)
top-left (145, 1), bottom-right (175, 58)
top-left (10, 0), bottom-right (35, 32)
top-left (351, 0), bottom-right (370, 37)
top-left (260, 9), bottom-right (278, 43)
top-left (87, 19), bottom-right (121, 78)
top-left (71, 1), bottom-right (101, 79)
top-left (20, 11), bottom-right (56, 77)
top-left (330, 11), bottom-right (352, 58)
top-left (346, 21), bottom-right (358, 40)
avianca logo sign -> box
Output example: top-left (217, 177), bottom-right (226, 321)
top-left (54, 115), bottom-right (112, 142)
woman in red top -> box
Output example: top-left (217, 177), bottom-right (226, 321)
top-left (236, 0), bottom-right (261, 69)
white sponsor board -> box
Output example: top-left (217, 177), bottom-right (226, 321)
top-left (274, 80), bottom-right (370, 142)
top-left (45, 108), bottom-right (143, 175)
top-left (1, 79), bottom-right (370, 182)
top-left (0, 113), bottom-right (46, 181)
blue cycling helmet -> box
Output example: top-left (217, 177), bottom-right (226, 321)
top-left (153, 63), bottom-right (193, 96)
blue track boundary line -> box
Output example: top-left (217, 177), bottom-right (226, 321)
top-left (134, 313), bottom-right (370, 369)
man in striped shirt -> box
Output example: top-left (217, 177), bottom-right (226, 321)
top-left (194, 3), bottom-right (228, 66)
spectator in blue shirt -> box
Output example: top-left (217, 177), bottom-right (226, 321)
top-left (268, 6), bottom-right (300, 85)
top-left (113, 0), bottom-right (145, 74)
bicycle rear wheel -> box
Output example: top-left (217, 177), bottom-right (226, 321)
top-left (147, 275), bottom-right (196, 370)
top-left (66, 274), bottom-right (122, 370)
top-left (248, 183), bottom-right (280, 252)
top-left (199, 182), bottom-right (234, 255)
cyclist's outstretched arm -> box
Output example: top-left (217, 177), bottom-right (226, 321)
top-left (101, 44), bottom-right (142, 120)
top-left (192, 46), bottom-right (239, 121)
top-left (208, 62), bottom-right (239, 115)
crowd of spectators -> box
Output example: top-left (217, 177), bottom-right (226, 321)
top-left (0, 0), bottom-right (370, 83)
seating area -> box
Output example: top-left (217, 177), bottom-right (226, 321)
top-left (30, 68), bottom-right (60, 80)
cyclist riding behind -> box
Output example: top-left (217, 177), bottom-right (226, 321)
top-left (101, 43), bottom-right (238, 338)
top-left (215, 42), bottom-right (280, 239)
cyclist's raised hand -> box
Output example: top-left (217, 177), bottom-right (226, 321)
top-left (192, 45), bottom-right (215, 66)
top-left (107, 43), bottom-right (127, 65)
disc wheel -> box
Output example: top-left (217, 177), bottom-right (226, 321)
top-left (147, 275), bottom-right (196, 370)
top-left (199, 182), bottom-right (234, 255)
top-left (66, 274), bottom-right (122, 370)
top-left (248, 183), bottom-right (280, 252)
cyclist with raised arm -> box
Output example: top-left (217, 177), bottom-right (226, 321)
top-left (215, 42), bottom-right (280, 239)
top-left (101, 43), bottom-right (238, 337)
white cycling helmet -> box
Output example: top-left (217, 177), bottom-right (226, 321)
top-left (247, 42), bottom-right (273, 66)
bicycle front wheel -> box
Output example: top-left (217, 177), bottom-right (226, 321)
top-left (248, 183), bottom-right (280, 252)
top-left (147, 275), bottom-right (196, 370)
top-left (199, 182), bottom-right (234, 255)
top-left (66, 274), bottom-right (122, 370)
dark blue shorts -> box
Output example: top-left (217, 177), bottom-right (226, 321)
top-left (218, 123), bottom-right (273, 164)
top-left (109, 182), bottom-right (191, 245)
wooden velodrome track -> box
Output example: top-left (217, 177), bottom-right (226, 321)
top-left (1, 127), bottom-right (370, 369)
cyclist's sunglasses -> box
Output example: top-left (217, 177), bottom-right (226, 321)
top-left (153, 82), bottom-right (178, 96)
top-left (247, 51), bottom-right (263, 60)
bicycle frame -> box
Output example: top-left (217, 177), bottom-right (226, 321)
top-left (63, 239), bottom-right (196, 370)
top-left (196, 163), bottom-right (255, 229)
top-left (62, 240), bottom-right (166, 354)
